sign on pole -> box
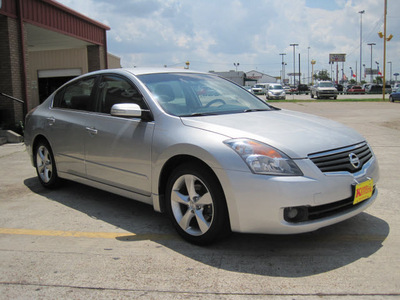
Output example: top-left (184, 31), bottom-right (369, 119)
top-left (329, 54), bottom-right (346, 63)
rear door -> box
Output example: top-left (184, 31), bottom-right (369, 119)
top-left (49, 76), bottom-right (98, 177)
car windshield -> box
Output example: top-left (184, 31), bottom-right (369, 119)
top-left (137, 73), bottom-right (271, 117)
top-left (270, 85), bottom-right (283, 90)
top-left (319, 82), bottom-right (334, 87)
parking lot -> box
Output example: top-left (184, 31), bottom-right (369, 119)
top-left (0, 101), bottom-right (399, 299)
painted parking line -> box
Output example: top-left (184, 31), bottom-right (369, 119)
top-left (0, 228), bottom-right (177, 241)
top-left (0, 228), bottom-right (387, 243)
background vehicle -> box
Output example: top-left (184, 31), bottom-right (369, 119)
top-left (24, 68), bottom-right (379, 245)
top-left (297, 84), bottom-right (309, 95)
top-left (266, 83), bottom-right (286, 100)
top-left (252, 83), bottom-right (268, 95)
top-left (310, 81), bottom-right (338, 99)
top-left (347, 85), bottom-right (365, 94)
top-left (389, 87), bottom-right (400, 102)
top-left (335, 84), bottom-right (344, 94)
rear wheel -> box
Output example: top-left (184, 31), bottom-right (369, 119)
top-left (34, 140), bottom-right (59, 188)
top-left (389, 96), bottom-right (394, 102)
top-left (165, 163), bottom-right (230, 245)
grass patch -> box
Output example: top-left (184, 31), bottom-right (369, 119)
top-left (267, 98), bottom-right (386, 103)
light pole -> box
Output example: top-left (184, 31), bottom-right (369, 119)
top-left (279, 53), bottom-right (286, 84)
top-left (290, 43), bottom-right (298, 85)
top-left (233, 63), bottom-right (240, 72)
top-left (307, 47), bottom-right (310, 85)
top-left (367, 43), bottom-right (375, 83)
top-left (359, 10), bottom-right (365, 84)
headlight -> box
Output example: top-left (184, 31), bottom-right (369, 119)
top-left (224, 139), bottom-right (303, 176)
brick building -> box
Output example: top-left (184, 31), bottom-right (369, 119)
top-left (0, 0), bottom-right (120, 131)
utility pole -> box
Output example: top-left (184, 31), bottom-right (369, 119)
top-left (359, 10), bottom-right (365, 84)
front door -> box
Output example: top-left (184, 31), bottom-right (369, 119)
top-left (84, 75), bottom-right (154, 197)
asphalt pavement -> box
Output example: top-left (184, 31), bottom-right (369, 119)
top-left (0, 101), bottom-right (399, 299)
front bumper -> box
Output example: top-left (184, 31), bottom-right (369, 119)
top-left (268, 95), bottom-right (286, 100)
top-left (215, 156), bottom-right (379, 234)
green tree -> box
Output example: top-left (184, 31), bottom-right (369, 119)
top-left (314, 70), bottom-right (331, 81)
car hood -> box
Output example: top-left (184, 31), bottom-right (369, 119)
top-left (180, 110), bottom-right (364, 158)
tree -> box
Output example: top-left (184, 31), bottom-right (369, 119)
top-left (314, 70), bottom-right (331, 81)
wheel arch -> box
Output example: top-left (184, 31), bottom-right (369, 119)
top-left (31, 134), bottom-right (51, 166)
top-left (157, 155), bottom-right (226, 214)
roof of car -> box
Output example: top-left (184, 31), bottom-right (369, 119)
top-left (124, 68), bottom-right (205, 76)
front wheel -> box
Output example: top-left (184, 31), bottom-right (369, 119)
top-left (34, 140), bottom-right (60, 188)
top-left (165, 163), bottom-right (230, 245)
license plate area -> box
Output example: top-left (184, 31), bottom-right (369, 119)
top-left (353, 179), bottom-right (373, 205)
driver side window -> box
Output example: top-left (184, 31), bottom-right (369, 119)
top-left (98, 75), bottom-right (146, 114)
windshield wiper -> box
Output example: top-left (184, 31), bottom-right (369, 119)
top-left (243, 108), bottom-right (271, 113)
top-left (180, 112), bottom-right (218, 117)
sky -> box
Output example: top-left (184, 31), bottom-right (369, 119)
top-left (57, 0), bottom-right (400, 83)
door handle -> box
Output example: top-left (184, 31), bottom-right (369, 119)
top-left (46, 117), bottom-right (55, 126)
top-left (86, 127), bottom-right (98, 135)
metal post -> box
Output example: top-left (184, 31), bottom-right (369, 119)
top-left (290, 44), bottom-right (298, 85)
top-left (359, 10), bottom-right (365, 84)
top-left (367, 43), bottom-right (375, 83)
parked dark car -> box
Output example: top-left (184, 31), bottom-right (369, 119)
top-left (335, 84), bottom-right (344, 94)
top-left (297, 84), bottom-right (309, 95)
top-left (367, 84), bottom-right (392, 94)
top-left (389, 87), bottom-right (400, 102)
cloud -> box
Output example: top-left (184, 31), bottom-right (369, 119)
top-left (57, 0), bottom-right (399, 80)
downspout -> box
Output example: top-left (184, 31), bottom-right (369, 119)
top-left (17, 0), bottom-right (28, 116)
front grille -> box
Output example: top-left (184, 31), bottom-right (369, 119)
top-left (309, 142), bottom-right (373, 173)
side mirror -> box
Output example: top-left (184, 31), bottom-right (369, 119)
top-left (111, 103), bottom-right (142, 118)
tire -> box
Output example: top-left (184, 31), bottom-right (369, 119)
top-left (389, 96), bottom-right (393, 102)
top-left (311, 93), bottom-right (314, 99)
top-left (165, 163), bottom-right (230, 245)
top-left (34, 140), bottom-right (60, 188)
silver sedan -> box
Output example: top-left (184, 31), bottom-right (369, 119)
top-left (24, 68), bottom-right (379, 244)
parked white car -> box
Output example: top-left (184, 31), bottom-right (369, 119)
top-left (266, 83), bottom-right (286, 100)
top-left (251, 83), bottom-right (268, 95)
top-left (311, 81), bottom-right (339, 99)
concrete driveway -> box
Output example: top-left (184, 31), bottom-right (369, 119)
top-left (0, 102), bottom-right (399, 299)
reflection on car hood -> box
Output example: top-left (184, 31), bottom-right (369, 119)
top-left (180, 110), bottom-right (364, 158)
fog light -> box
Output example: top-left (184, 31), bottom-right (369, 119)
top-left (287, 208), bottom-right (299, 219)
top-left (284, 206), bottom-right (308, 223)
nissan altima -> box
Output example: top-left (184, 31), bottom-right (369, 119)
top-left (24, 68), bottom-right (379, 244)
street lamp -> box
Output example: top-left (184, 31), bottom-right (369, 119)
top-left (367, 43), bottom-right (375, 83)
top-left (279, 53), bottom-right (286, 84)
top-left (307, 47), bottom-right (310, 85)
top-left (233, 63), bottom-right (240, 72)
top-left (359, 10), bottom-right (365, 84)
top-left (290, 43), bottom-right (298, 85)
